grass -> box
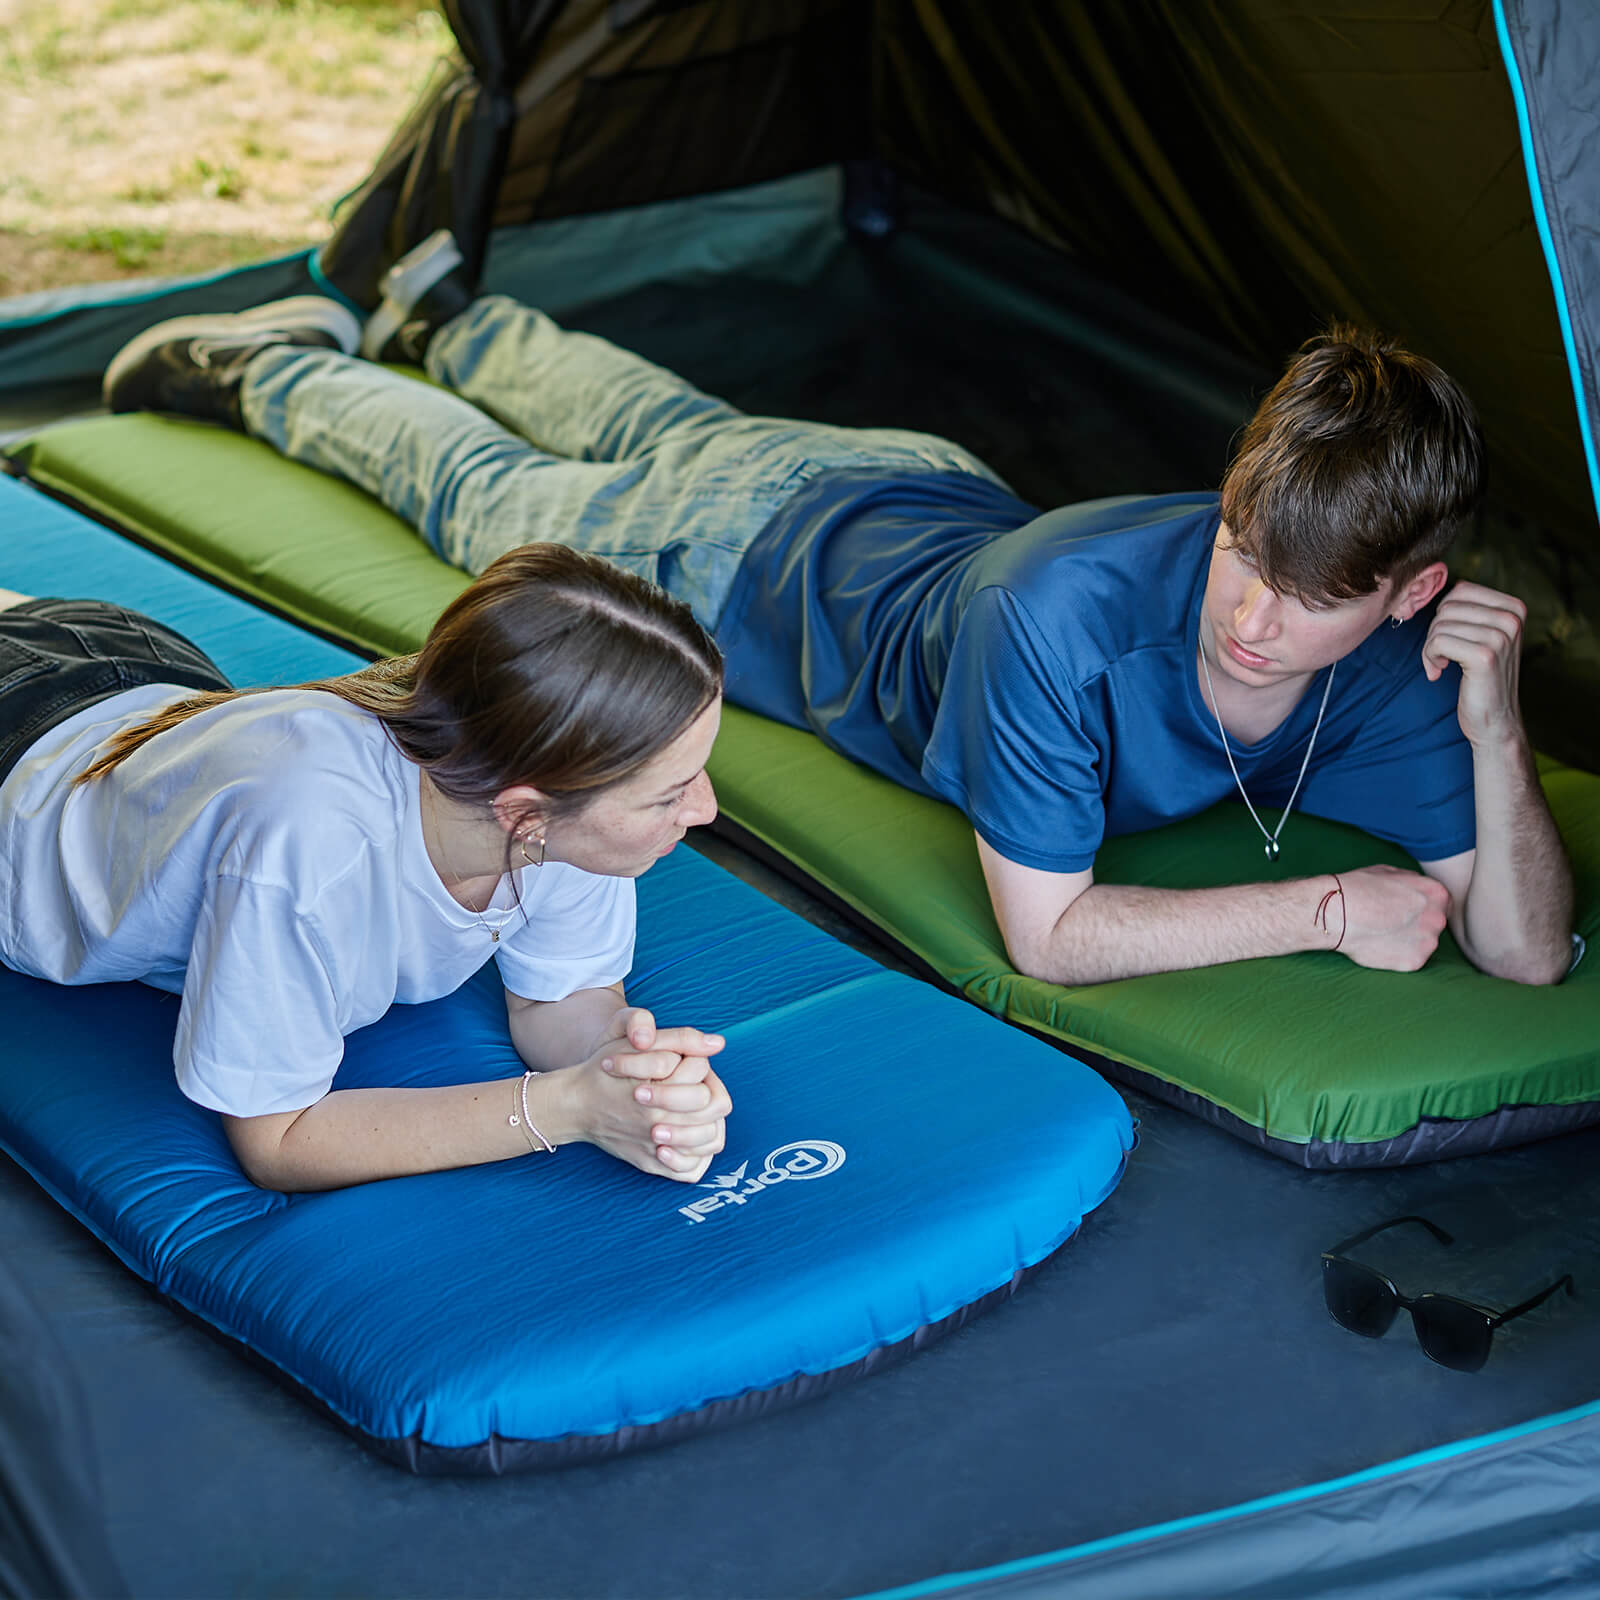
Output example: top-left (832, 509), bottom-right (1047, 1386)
top-left (0, 0), bottom-right (448, 299)
top-left (60, 225), bottom-right (169, 269)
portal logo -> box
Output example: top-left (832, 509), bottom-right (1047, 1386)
top-left (676, 1139), bottom-right (846, 1224)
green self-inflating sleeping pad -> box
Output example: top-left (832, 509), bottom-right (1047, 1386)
top-left (10, 412), bottom-right (1600, 1166)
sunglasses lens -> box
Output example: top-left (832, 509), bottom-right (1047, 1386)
top-left (1323, 1258), bottom-right (1398, 1338)
top-left (1413, 1298), bottom-right (1493, 1372)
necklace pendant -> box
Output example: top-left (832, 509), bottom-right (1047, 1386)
top-left (490, 929), bottom-right (500, 942)
top-left (1264, 839), bottom-right (1280, 861)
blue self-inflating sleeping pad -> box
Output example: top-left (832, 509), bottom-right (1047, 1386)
top-left (0, 473), bottom-right (1133, 1470)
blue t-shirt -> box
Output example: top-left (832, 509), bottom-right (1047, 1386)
top-left (715, 471), bottom-right (1476, 873)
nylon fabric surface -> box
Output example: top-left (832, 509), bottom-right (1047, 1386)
top-left (1495, 0), bottom-right (1600, 523)
top-left (0, 1259), bottom-right (129, 1599)
top-left (317, 0), bottom-right (863, 306)
top-left (11, 420), bottom-right (1600, 1160)
top-left (864, 1405), bottom-right (1600, 1599)
top-left (7, 416), bottom-right (471, 656)
top-left (0, 252), bottom-right (317, 410)
top-left (871, 0), bottom-right (1593, 546)
top-left (0, 924), bottom-right (1130, 1462)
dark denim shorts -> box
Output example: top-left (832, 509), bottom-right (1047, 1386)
top-left (0, 599), bottom-right (232, 787)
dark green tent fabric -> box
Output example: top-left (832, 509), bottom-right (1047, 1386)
top-left (317, 0), bottom-right (869, 307)
top-left (871, 0), bottom-right (1595, 546)
top-left (1495, 0), bottom-right (1600, 531)
top-left (305, 0), bottom-right (1598, 551)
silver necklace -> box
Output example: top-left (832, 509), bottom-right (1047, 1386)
top-left (422, 779), bottom-right (518, 941)
top-left (1197, 647), bottom-right (1335, 861)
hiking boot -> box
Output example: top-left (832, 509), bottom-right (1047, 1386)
top-left (360, 229), bottom-right (475, 365)
top-left (102, 296), bottom-right (363, 430)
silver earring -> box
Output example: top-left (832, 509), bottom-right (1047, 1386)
top-left (1390, 615), bottom-right (1403, 629)
top-left (520, 833), bottom-right (545, 868)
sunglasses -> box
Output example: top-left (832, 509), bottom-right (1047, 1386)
top-left (1322, 1215), bottom-right (1574, 1373)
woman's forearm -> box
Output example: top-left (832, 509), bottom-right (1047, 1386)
top-left (222, 1073), bottom-right (578, 1192)
top-left (505, 983), bottom-right (624, 1071)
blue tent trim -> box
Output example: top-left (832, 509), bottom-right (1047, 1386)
top-left (1494, 0), bottom-right (1600, 524)
top-left (305, 246), bottom-right (366, 317)
top-left (860, 1395), bottom-right (1600, 1599)
top-left (0, 247), bottom-right (317, 333)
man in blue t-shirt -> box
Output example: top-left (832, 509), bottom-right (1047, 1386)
top-left (105, 241), bottom-right (1576, 988)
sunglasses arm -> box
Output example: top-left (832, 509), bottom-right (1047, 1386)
top-left (1328, 1214), bottom-right (1455, 1259)
top-left (1490, 1274), bottom-right (1576, 1330)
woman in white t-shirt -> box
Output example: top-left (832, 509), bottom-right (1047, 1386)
top-left (0, 544), bottom-right (731, 1191)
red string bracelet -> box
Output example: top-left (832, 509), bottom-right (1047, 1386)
top-left (1313, 873), bottom-right (1346, 952)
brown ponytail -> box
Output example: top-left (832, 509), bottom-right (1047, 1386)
top-left (74, 545), bottom-right (723, 814)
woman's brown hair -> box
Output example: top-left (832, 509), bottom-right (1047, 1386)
top-left (74, 544), bottom-right (723, 821)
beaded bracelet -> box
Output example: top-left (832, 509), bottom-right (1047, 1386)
top-left (509, 1069), bottom-right (556, 1154)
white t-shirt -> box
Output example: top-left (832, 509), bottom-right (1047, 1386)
top-left (0, 685), bottom-right (635, 1118)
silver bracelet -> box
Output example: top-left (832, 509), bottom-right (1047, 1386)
top-left (509, 1069), bottom-right (556, 1154)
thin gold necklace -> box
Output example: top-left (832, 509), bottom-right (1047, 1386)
top-left (421, 778), bottom-right (518, 942)
top-left (1198, 647), bottom-right (1335, 862)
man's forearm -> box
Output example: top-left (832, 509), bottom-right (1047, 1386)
top-left (1458, 732), bottom-right (1573, 984)
top-left (1023, 877), bottom-right (1341, 985)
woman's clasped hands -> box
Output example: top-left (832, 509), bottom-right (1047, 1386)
top-left (565, 1006), bottom-right (731, 1182)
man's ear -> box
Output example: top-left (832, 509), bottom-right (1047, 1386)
top-left (490, 784), bottom-right (549, 840)
top-left (1390, 561), bottom-right (1449, 622)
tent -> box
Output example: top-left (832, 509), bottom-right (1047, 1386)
top-left (3, 3), bottom-right (1600, 1595)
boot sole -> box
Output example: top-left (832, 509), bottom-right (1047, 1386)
top-left (103, 296), bottom-right (363, 408)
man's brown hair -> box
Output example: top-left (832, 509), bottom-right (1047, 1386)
top-left (1219, 325), bottom-right (1485, 601)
